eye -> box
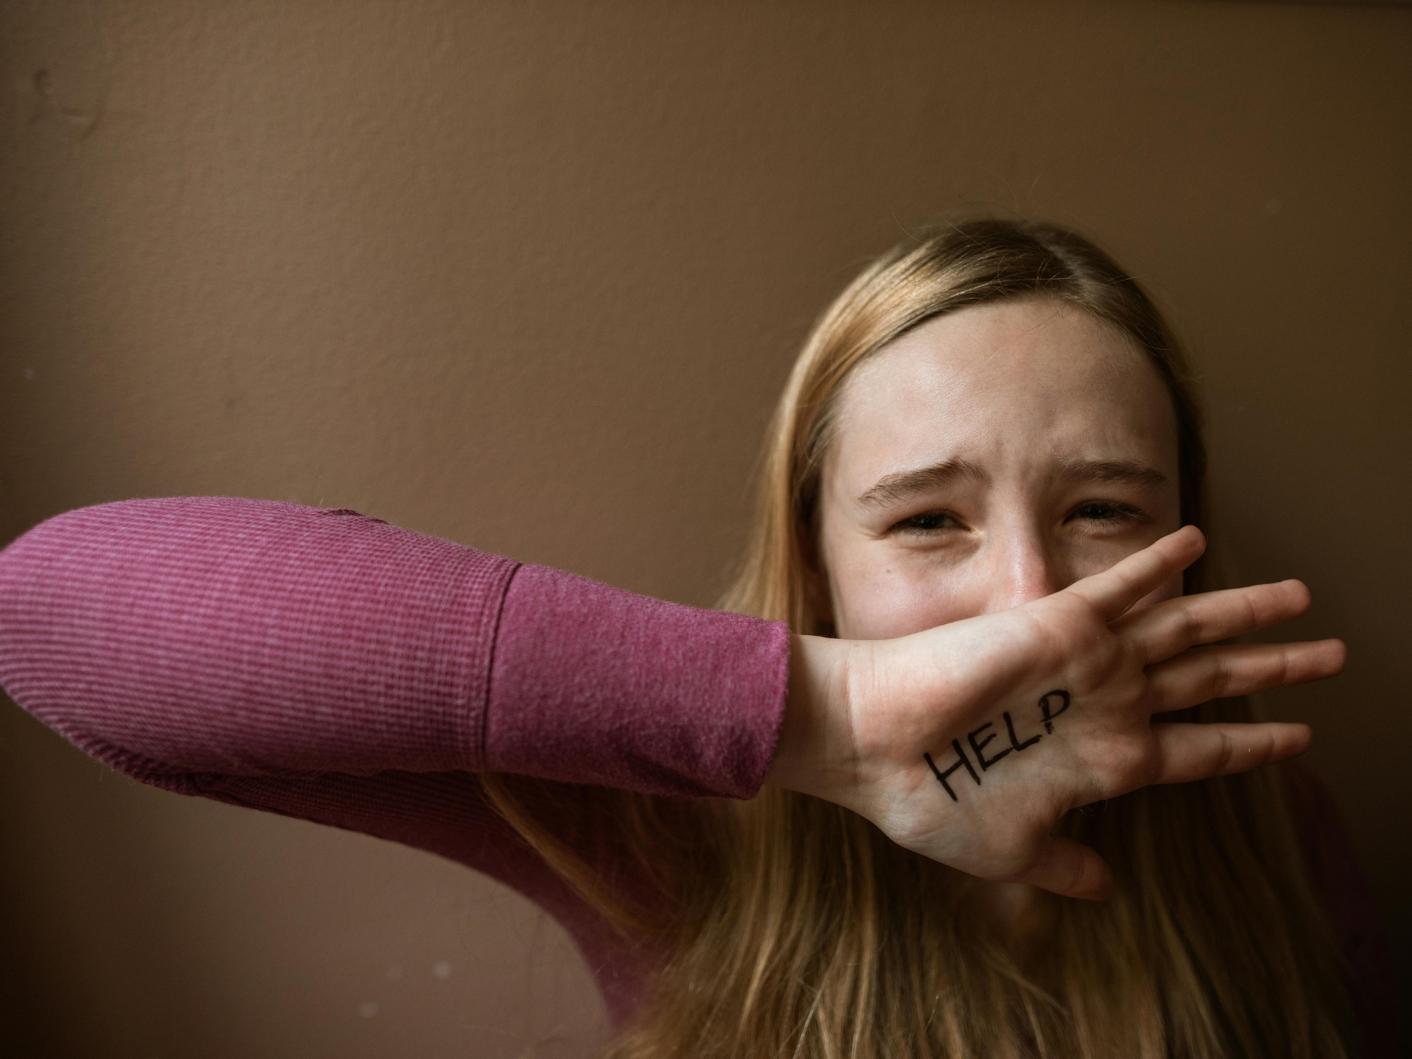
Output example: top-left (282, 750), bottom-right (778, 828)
top-left (1069, 500), bottom-right (1147, 525)
top-left (888, 510), bottom-right (961, 536)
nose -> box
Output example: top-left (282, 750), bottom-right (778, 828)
top-left (980, 534), bottom-right (1065, 614)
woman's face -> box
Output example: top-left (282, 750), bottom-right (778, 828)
top-left (815, 296), bottom-right (1184, 640)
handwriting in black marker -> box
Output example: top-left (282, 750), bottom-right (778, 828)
top-left (1038, 689), bottom-right (1070, 734)
top-left (922, 689), bottom-right (1071, 803)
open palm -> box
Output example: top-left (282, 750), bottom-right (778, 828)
top-left (829, 525), bottom-right (1345, 900)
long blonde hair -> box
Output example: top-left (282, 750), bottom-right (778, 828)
top-left (481, 214), bottom-right (1358, 1057)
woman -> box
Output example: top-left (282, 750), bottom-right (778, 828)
top-left (0, 216), bottom-right (1388, 1056)
top-left (504, 215), bottom-right (1388, 1056)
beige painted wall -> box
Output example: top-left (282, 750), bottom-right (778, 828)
top-left (2, 1), bottom-right (1408, 1055)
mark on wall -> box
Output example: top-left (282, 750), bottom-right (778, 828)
top-left (29, 68), bottom-right (105, 140)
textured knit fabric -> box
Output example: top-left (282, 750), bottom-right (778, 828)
top-left (0, 495), bottom-right (792, 1028)
top-left (0, 496), bottom-right (1399, 1053)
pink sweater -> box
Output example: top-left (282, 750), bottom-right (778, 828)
top-left (0, 497), bottom-right (1400, 1053)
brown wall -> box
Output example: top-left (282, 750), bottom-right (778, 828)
top-left (2, 1), bottom-right (1408, 1055)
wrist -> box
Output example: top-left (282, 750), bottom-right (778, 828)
top-left (765, 633), bottom-right (861, 800)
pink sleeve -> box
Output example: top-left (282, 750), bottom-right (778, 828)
top-left (0, 495), bottom-right (790, 795)
top-left (0, 496), bottom-right (792, 1022)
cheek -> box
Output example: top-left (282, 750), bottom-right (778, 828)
top-left (831, 564), bottom-right (977, 640)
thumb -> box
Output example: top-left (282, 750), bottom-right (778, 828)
top-left (1015, 836), bottom-right (1114, 901)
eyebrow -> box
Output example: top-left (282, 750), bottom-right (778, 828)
top-left (855, 457), bottom-right (988, 510)
top-left (854, 456), bottom-right (1169, 510)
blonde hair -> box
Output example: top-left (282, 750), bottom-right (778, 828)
top-left (482, 213), bottom-right (1358, 1057)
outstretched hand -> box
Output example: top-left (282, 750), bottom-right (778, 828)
top-left (774, 526), bottom-right (1346, 901)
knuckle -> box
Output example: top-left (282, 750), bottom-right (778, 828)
top-left (1176, 605), bottom-right (1202, 647)
top-left (1204, 651), bottom-right (1232, 701)
top-left (1208, 727), bottom-right (1236, 775)
top-left (1107, 739), bottom-right (1154, 791)
top-left (1242, 590), bottom-right (1261, 630)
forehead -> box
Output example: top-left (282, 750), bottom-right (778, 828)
top-left (825, 297), bottom-right (1179, 492)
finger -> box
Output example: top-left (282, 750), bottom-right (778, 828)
top-left (1118, 579), bottom-right (1313, 666)
top-left (1009, 836), bottom-right (1114, 901)
top-left (1145, 639), bottom-right (1348, 715)
top-left (1065, 525), bottom-right (1205, 623)
top-left (1147, 721), bottom-right (1312, 785)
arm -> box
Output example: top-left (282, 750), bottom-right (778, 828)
top-left (0, 495), bottom-right (793, 1020)
top-left (1, 492), bottom-right (1151, 1026)
top-left (0, 496), bottom-right (791, 800)
top-left (0, 503), bottom-right (1344, 909)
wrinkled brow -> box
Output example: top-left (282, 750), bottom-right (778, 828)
top-left (1054, 456), bottom-right (1169, 488)
top-left (855, 457), bottom-right (987, 510)
top-left (855, 456), bottom-right (1168, 510)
